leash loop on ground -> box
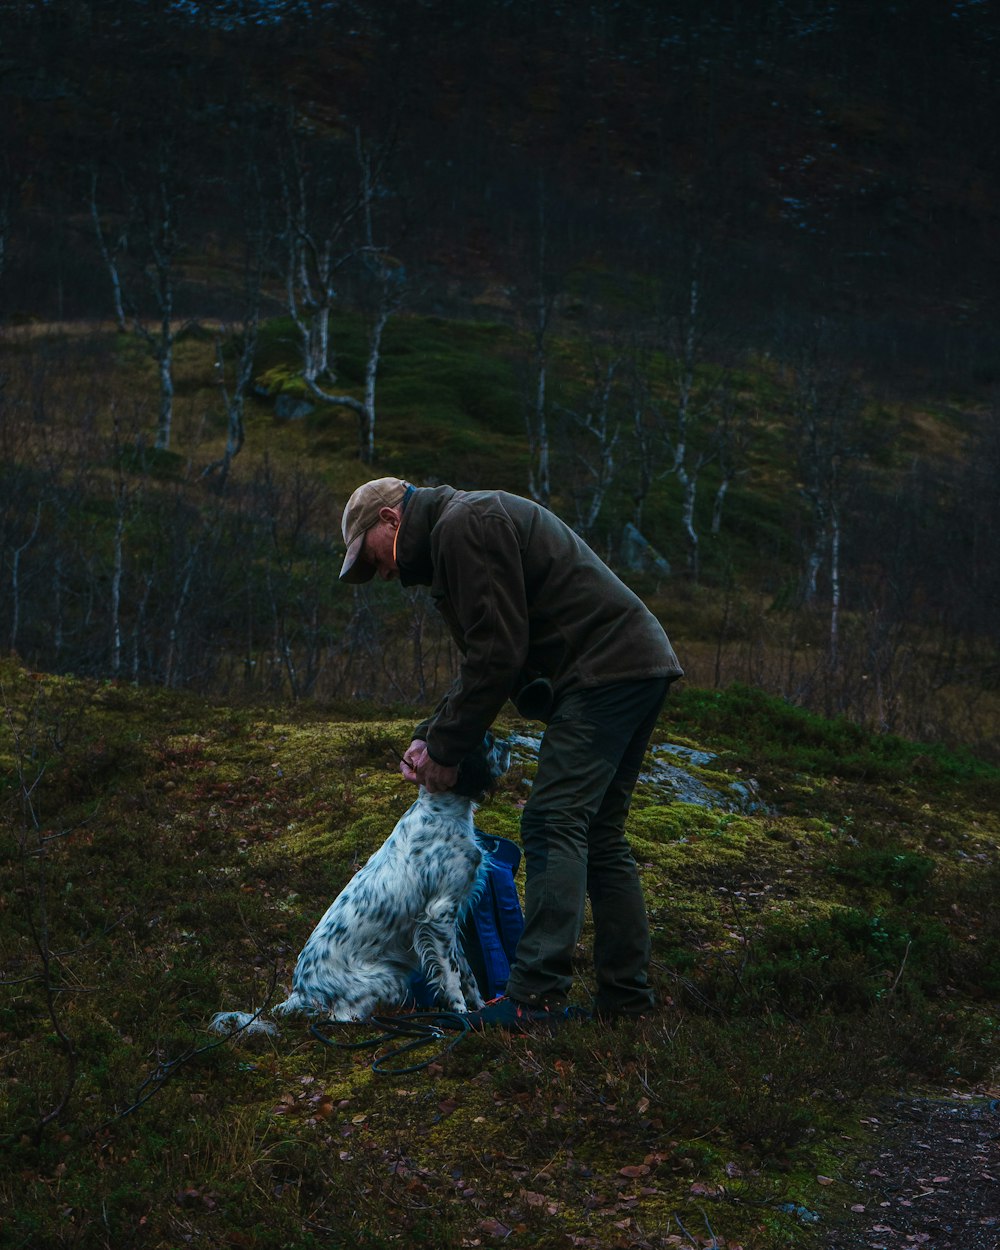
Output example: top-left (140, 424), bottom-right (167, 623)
top-left (310, 1010), bottom-right (471, 1076)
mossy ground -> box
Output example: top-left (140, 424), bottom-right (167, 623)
top-left (1, 660), bottom-right (997, 1249)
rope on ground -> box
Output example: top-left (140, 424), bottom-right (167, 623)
top-left (311, 1010), bottom-right (472, 1075)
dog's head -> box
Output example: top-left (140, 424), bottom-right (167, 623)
top-left (451, 732), bottom-right (511, 801)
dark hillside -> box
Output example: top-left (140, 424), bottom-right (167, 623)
top-left (2, 1), bottom-right (999, 388)
top-left (1, 305), bottom-right (998, 756)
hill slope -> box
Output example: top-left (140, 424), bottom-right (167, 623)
top-left (2, 661), bottom-right (997, 1247)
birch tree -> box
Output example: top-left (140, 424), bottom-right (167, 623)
top-left (279, 107), bottom-right (360, 389)
top-left (560, 345), bottom-right (625, 538)
top-left (281, 112), bottom-right (404, 463)
top-left (90, 149), bottom-right (187, 450)
top-left (709, 387), bottom-right (754, 535)
top-left (662, 253), bottom-right (716, 579)
top-left (510, 174), bottom-right (562, 508)
top-left (88, 170), bottom-right (127, 333)
top-left (792, 358), bottom-right (872, 669)
top-left (350, 126), bottom-right (406, 464)
top-left (203, 163), bottom-right (267, 487)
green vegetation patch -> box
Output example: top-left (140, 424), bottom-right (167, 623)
top-left (1, 663), bottom-right (998, 1249)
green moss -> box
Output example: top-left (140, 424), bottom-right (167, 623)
top-left (2, 660), bottom-right (999, 1248)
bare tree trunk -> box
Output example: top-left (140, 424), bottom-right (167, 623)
top-left (829, 503), bottom-right (842, 668)
top-left (710, 391), bottom-right (752, 536)
top-left (89, 170), bottom-right (127, 332)
top-left (801, 523), bottom-right (826, 605)
top-left (676, 458), bottom-right (701, 580)
top-left (563, 349), bottom-right (623, 538)
top-left (280, 105), bottom-right (362, 390)
top-left (164, 533), bottom-right (205, 689)
top-left (654, 254), bottom-right (717, 578)
top-left (132, 573), bottom-right (153, 685)
top-left (9, 500), bottom-right (42, 655)
top-left (355, 127), bottom-right (404, 465)
top-left (528, 295), bottom-right (552, 508)
top-left (155, 337), bottom-right (174, 451)
top-left (110, 502), bottom-right (125, 678)
top-left (92, 153), bottom-right (184, 450)
top-left (523, 176), bottom-right (555, 508)
top-left (0, 193), bottom-right (8, 292)
top-left (52, 554), bottom-right (63, 660)
top-left (711, 476), bottom-right (730, 534)
top-left (362, 303), bottom-right (390, 463)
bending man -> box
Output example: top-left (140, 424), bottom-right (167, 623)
top-left (339, 477), bottom-right (683, 1026)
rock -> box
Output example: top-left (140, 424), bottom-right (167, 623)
top-left (275, 394), bottom-right (315, 420)
top-left (511, 732), bottom-right (771, 815)
top-left (620, 523), bottom-right (671, 576)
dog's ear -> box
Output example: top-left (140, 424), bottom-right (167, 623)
top-left (453, 734), bottom-right (509, 800)
top-left (486, 736), bottom-right (511, 781)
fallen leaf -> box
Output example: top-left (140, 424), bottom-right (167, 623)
top-left (619, 1164), bottom-right (650, 1178)
top-left (816, 1174), bottom-right (835, 1185)
top-left (931, 1175), bottom-right (951, 1184)
top-left (476, 1218), bottom-right (510, 1238)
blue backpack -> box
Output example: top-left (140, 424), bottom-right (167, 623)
top-left (408, 832), bottom-right (524, 1007)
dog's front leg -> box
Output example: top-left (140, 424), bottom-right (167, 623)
top-left (457, 948), bottom-right (485, 1011)
top-left (414, 902), bottom-right (467, 1012)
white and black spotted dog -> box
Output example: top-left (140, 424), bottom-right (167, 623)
top-left (211, 734), bottom-right (510, 1036)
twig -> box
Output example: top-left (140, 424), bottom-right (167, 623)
top-left (91, 963), bottom-right (281, 1136)
top-left (2, 681), bottom-right (80, 1147)
top-left (888, 938), bottom-right (912, 996)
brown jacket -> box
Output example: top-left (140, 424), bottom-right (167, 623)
top-left (397, 486), bottom-right (683, 766)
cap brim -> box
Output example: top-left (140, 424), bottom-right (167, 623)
top-left (339, 532), bottom-right (376, 584)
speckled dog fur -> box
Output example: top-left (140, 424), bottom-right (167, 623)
top-left (210, 736), bottom-right (509, 1033)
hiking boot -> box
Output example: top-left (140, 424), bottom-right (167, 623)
top-left (466, 996), bottom-right (590, 1033)
top-left (594, 998), bottom-right (657, 1025)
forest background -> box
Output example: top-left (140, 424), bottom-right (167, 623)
top-left (0, 0), bottom-right (998, 758)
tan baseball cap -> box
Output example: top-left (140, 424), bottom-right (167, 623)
top-left (339, 477), bottom-right (409, 583)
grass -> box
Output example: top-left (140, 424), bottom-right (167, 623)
top-left (1, 660), bottom-right (997, 1248)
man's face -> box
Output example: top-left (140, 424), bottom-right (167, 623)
top-left (361, 511), bottom-right (400, 580)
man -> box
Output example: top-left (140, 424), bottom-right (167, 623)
top-left (339, 476), bottom-right (683, 1027)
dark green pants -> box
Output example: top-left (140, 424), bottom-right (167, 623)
top-left (505, 677), bottom-right (670, 1014)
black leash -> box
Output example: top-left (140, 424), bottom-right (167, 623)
top-left (311, 1010), bottom-right (472, 1076)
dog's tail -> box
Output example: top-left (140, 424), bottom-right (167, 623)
top-left (209, 1009), bottom-right (280, 1039)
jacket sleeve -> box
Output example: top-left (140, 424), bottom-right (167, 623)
top-left (425, 507), bottom-right (529, 765)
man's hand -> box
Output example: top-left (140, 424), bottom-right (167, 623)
top-left (400, 739), bottom-right (459, 793)
top-left (400, 739), bottom-right (427, 784)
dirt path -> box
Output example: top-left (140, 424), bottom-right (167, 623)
top-left (823, 1095), bottom-right (999, 1249)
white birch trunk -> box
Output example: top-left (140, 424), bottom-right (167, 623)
top-left (677, 460), bottom-right (699, 578)
top-left (155, 342), bottom-right (174, 451)
top-left (711, 475), bottom-right (730, 534)
top-left (9, 502), bottom-right (42, 656)
top-left (110, 508), bottom-right (124, 677)
top-left (829, 507), bottom-right (841, 667)
top-left (363, 304), bottom-right (389, 464)
top-left (89, 174), bottom-right (128, 333)
top-left (527, 335), bottom-right (551, 507)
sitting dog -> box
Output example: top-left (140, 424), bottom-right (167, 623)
top-left (211, 734), bottom-right (510, 1035)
